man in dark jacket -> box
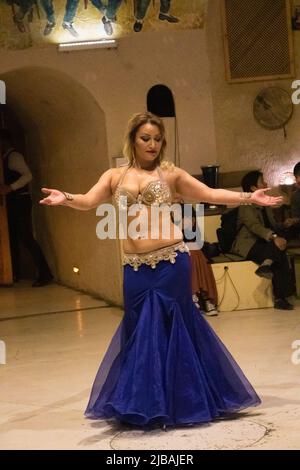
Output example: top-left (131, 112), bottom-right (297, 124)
top-left (0, 130), bottom-right (53, 287)
top-left (231, 170), bottom-right (294, 310)
top-left (289, 162), bottom-right (300, 224)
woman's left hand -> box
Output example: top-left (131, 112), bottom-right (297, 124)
top-left (251, 188), bottom-right (283, 206)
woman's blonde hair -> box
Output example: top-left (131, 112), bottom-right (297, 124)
top-left (123, 112), bottom-right (169, 168)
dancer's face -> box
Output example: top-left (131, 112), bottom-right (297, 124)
top-left (134, 123), bottom-right (163, 167)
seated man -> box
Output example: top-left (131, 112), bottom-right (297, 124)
top-left (231, 170), bottom-right (295, 310)
top-left (284, 162), bottom-right (300, 233)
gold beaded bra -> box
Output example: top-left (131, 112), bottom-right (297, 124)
top-left (114, 165), bottom-right (172, 208)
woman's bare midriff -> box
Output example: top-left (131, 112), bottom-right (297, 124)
top-left (121, 207), bottom-right (183, 254)
top-left (123, 236), bottom-right (183, 254)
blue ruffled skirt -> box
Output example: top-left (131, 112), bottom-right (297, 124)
top-left (85, 252), bottom-right (261, 426)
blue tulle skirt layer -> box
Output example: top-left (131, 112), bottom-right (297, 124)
top-left (85, 252), bottom-right (261, 426)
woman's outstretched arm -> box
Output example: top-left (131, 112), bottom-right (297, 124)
top-left (174, 168), bottom-right (282, 206)
top-left (39, 169), bottom-right (114, 210)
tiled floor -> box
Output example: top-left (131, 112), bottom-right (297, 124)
top-left (1, 282), bottom-right (300, 450)
top-left (0, 281), bottom-right (108, 320)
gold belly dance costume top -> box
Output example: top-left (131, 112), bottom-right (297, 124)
top-left (114, 165), bottom-right (189, 271)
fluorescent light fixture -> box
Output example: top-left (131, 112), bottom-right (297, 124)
top-left (58, 39), bottom-right (117, 52)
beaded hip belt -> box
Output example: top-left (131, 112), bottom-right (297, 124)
top-left (123, 241), bottom-right (189, 271)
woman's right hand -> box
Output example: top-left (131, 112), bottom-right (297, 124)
top-left (39, 188), bottom-right (66, 206)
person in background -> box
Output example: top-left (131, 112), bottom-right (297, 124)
top-left (179, 203), bottom-right (218, 316)
top-left (92, 0), bottom-right (124, 36)
top-left (231, 170), bottom-right (295, 310)
top-left (133, 0), bottom-right (179, 32)
top-left (283, 162), bottom-right (300, 234)
top-left (41, 0), bottom-right (124, 37)
top-left (0, 130), bottom-right (53, 287)
top-left (40, 0), bottom-right (80, 37)
top-left (8, 0), bottom-right (37, 33)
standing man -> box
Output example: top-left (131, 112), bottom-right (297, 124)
top-left (133, 0), bottom-right (179, 32)
top-left (0, 130), bottom-right (53, 287)
top-left (290, 162), bottom-right (300, 225)
top-left (40, 0), bottom-right (56, 36)
top-left (41, 1), bottom-right (124, 38)
top-left (8, 0), bottom-right (80, 37)
top-left (8, 0), bottom-right (37, 33)
top-left (90, 0), bottom-right (123, 36)
top-left (40, 0), bottom-right (80, 37)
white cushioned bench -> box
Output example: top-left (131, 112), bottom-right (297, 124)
top-left (204, 214), bottom-right (273, 312)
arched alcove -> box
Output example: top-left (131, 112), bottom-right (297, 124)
top-left (0, 67), bottom-right (122, 304)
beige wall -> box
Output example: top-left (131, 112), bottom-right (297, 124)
top-left (2, 1), bottom-right (299, 304)
top-left (207, 0), bottom-right (300, 185)
top-left (0, 28), bottom-right (217, 304)
top-left (1, 66), bottom-right (122, 304)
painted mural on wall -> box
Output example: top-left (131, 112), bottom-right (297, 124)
top-left (0, 1), bottom-right (206, 49)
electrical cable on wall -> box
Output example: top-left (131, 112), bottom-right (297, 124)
top-left (215, 269), bottom-right (227, 308)
top-left (216, 266), bottom-right (240, 311)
